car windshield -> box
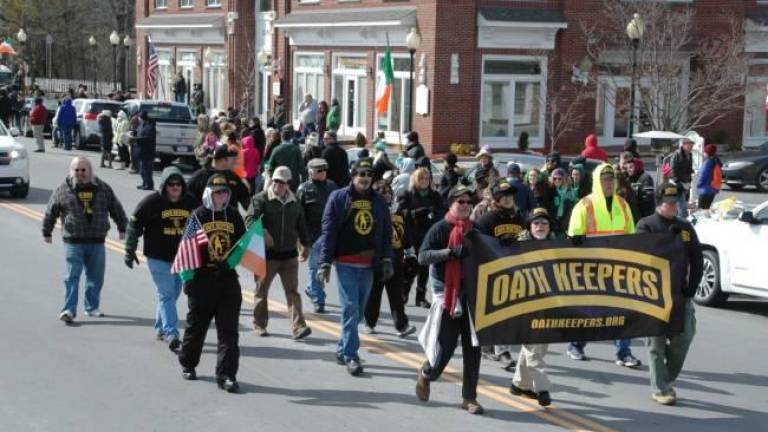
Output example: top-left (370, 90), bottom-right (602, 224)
top-left (138, 103), bottom-right (192, 123)
top-left (87, 102), bottom-right (122, 115)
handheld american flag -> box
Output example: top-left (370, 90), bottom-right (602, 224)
top-left (171, 215), bottom-right (209, 282)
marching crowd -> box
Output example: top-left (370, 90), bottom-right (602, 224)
top-left (40, 105), bottom-right (709, 413)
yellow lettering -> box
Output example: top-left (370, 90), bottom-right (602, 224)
top-left (522, 268), bottom-right (536, 297)
top-left (597, 264), bottom-right (612, 291)
top-left (583, 263), bottom-right (597, 291)
top-left (569, 262), bottom-right (584, 291)
top-left (510, 271), bottom-right (526, 301)
top-left (613, 265), bottom-right (627, 294)
top-left (642, 271), bottom-right (660, 300)
top-left (626, 267), bottom-right (643, 298)
top-left (553, 263), bottom-right (571, 291)
top-left (532, 266), bottom-right (552, 294)
top-left (492, 275), bottom-right (509, 306)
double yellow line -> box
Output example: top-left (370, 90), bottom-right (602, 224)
top-left (1, 199), bottom-right (617, 432)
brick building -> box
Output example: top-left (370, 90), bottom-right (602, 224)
top-left (134, 0), bottom-right (254, 114)
top-left (136, 1), bottom-right (768, 155)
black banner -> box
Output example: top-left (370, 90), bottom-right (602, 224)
top-left (464, 232), bottom-right (687, 345)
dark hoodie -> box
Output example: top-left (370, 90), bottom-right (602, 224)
top-left (125, 166), bottom-right (198, 262)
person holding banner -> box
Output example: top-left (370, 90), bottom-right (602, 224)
top-left (566, 163), bottom-right (641, 368)
top-left (415, 185), bottom-right (484, 415)
top-left (177, 174), bottom-right (245, 393)
top-left (636, 182), bottom-right (703, 405)
top-left (509, 207), bottom-right (555, 406)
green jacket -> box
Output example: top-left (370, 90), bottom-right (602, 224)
top-left (326, 105), bottom-right (340, 131)
top-left (245, 188), bottom-right (310, 260)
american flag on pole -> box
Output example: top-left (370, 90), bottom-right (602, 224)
top-left (171, 215), bottom-right (209, 282)
top-left (146, 37), bottom-right (159, 99)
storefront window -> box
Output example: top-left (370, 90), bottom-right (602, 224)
top-left (204, 52), bottom-right (226, 113)
top-left (744, 79), bottom-right (768, 139)
top-left (292, 53), bottom-right (325, 124)
top-left (157, 50), bottom-right (172, 101)
top-left (332, 55), bottom-right (368, 138)
top-left (480, 57), bottom-right (544, 148)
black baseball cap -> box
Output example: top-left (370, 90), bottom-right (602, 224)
top-left (213, 144), bottom-right (236, 160)
top-left (448, 185), bottom-right (473, 204)
top-left (491, 179), bottom-right (517, 200)
top-left (656, 181), bottom-right (680, 204)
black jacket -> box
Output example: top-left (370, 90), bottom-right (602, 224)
top-left (296, 179), bottom-right (337, 243)
top-left (190, 205), bottom-right (245, 278)
top-left (396, 188), bottom-right (446, 251)
top-left (630, 170), bottom-right (656, 218)
top-left (636, 213), bottom-right (703, 298)
top-left (475, 209), bottom-right (525, 241)
top-left (671, 149), bottom-right (693, 184)
top-left (135, 121), bottom-right (157, 160)
top-left (321, 143), bottom-right (350, 187)
top-left (187, 167), bottom-right (250, 211)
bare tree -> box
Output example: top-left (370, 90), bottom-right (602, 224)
top-left (580, 0), bottom-right (749, 134)
top-left (543, 76), bottom-right (594, 152)
top-left (235, 40), bottom-right (257, 118)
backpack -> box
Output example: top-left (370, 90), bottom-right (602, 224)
top-left (710, 161), bottom-right (722, 190)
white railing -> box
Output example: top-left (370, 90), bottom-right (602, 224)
top-left (32, 78), bottom-right (122, 96)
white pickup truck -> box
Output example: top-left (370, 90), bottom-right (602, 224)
top-left (121, 100), bottom-right (197, 166)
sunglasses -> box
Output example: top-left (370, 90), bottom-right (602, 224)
top-left (167, 182), bottom-right (183, 187)
top-left (315, 169), bottom-right (327, 173)
top-left (73, 168), bottom-right (87, 173)
top-left (356, 172), bottom-right (373, 178)
top-left (455, 199), bottom-right (473, 205)
top-left (273, 179), bottom-right (287, 185)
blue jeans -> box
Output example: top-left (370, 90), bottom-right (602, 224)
top-left (61, 125), bottom-right (74, 150)
top-left (569, 339), bottom-right (633, 359)
top-left (335, 263), bottom-right (374, 361)
top-left (677, 193), bottom-right (689, 218)
top-left (63, 243), bottom-right (106, 316)
top-left (139, 157), bottom-right (154, 189)
top-left (175, 92), bottom-right (186, 103)
top-left (147, 258), bottom-right (182, 339)
top-left (305, 240), bottom-right (326, 306)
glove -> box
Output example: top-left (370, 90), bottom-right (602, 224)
top-left (124, 250), bottom-right (140, 269)
top-left (381, 258), bottom-right (394, 281)
top-left (317, 263), bottom-right (331, 284)
top-left (449, 245), bottom-right (468, 259)
top-left (570, 235), bottom-right (586, 246)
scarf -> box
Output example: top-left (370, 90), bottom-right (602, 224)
top-left (553, 186), bottom-right (572, 219)
top-left (443, 211), bottom-right (472, 317)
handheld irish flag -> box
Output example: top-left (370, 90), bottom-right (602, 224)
top-left (375, 44), bottom-right (395, 117)
top-left (226, 217), bottom-right (267, 280)
top-left (171, 215), bottom-right (209, 283)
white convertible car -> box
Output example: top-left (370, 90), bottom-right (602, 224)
top-left (692, 200), bottom-right (768, 306)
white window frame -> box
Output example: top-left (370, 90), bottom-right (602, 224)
top-left (479, 54), bottom-right (547, 149)
top-left (179, 0), bottom-right (193, 8)
top-left (375, 53), bottom-right (412, 143)
top-left (155, 0), bottom-right (168, 8)
top-left (204, 50), bottom-right (227, 114)
top-left (292, 51), bottom-right (326, 125)
top-left (743, 75), bottom-right (768, 147)
top-left (331, 52), bottom-right (368, 139)
top-left (206, 0), bottom-right (222, 7)
top-left (298, 0), bottom-right (320, 4)
top-left (176, 51), bottom-right (198, 105)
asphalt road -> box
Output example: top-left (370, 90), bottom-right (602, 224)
top-left (1, 136), bottom-right (767, 432)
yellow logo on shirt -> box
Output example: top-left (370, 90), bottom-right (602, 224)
top-left (78, 191), bottom-right (93, 215)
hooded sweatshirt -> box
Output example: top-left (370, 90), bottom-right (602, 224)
top-left (242, 135), bottom-right (261, 180)
top-left (124, 166), bottom-right (198, 261)
top-left (56, 98), bottom-right (77, 128)
top-left (580, 134), bottom-right (608, 162)
top-left (567, 163), bottom-right (635, 237)
top-left (191, 184), bottom-right (246, 277)
top-left (113, 110), bottom-right (130, 147)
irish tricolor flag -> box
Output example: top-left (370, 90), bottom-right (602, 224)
top-left (226, 217), bottom-right (267, 279)
top-left (375, 45), bottom-right (395, 117)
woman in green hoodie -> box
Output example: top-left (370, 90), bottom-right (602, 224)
top-left (549, 168), bottom-right (577, 239)
top-left (326, 98), bottom-right (341, 133)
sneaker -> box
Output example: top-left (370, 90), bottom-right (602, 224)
top-left (217, 377), bottom-right (240, 393)
top-left (567, 347), bottom-right (587, 361)
top-left (346, 359), bottom-right (363, 376)
top-left (168, 337), bottom-right (181, 352)
top-left (59, 310), bottom-right (74, 323)
top-left (181, 368), bottom-right (197, 381)
top-left (363, 325), bottom-right (376, 335)
top-left (84, 309), bottom-right (104, 317)
top-left (313, 304), bottom-right (326, 314)
top-left (501, 358), bottom-right (517, 372)
top-left (415, 299), bottom-right (431, 309)
top-left (156, 332), bottom-right (165, 341)
top-left (396, 325), bottom-right (416, 338)
top-left (509, 383), bottom-right (537, 399)
top-left (335, 352), bottom-right (346, 365)
top-left (616, 354), bottom-right (642, 368)
top-left (293, 326), bottom-right (312, 340)
top-left (461, 399), bottom-right (485, 415)
top-left (254, 327), bottom-right (269, 337)
top-left (415, 368), bottom-right (430, 401)
top-left (651, 392), bottom-right (676, 406)
top-left (537, 391), bottom-right (552, 407)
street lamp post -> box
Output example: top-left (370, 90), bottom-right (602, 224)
top-left (16, 29), bottom-right (27, 90)
top-left (110, 31), bottom-right (120, 91)
top-left (45, 34), bottom-right (53, 79)
top-left (123, 35), bottom-right (132, 92)
top-left (626, 13), bottom-right (644, 139)
top-left (88, 35), bottom-right (97, 96)
top-left (405, 28), bottom-right (421, 133)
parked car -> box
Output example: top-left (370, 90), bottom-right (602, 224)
top-left (52, 99), bottom-right (122, 149)
top-left (20, 97), bottom-right (58, 138)
top-left (692, 199), bottom-right (768, 306)
top-left (461, 152), bottom-right (602, 183)
top-left (721, 141), bottom-right (768, 192)
top-left (119, 100), bottom-right (196, 166)
top-left (0, 122), bottom-right (30, 198)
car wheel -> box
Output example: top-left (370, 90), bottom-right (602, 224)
top-left (10, 183), bottom-right (29, 199)
top-left (726, 183), bottom-right (744, 191)
top-left (695, 249), bottom-right (729, 307)
top-left (76, 131), bottom-right (87, 150)
top-left (755, 167), bottom-right (768, 192)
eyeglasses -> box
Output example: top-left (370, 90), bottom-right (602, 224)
top-left (273, 179), bottom-right (287, 185)
top-left (167, 182), bottom-right (183, 187)
top-left (356, 172), bottom-right (373, 178)
top-left (455, 199), bottom-right (473, 206)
